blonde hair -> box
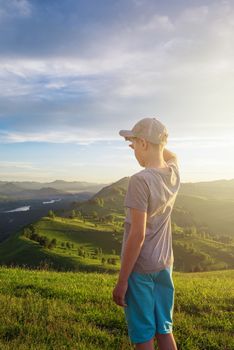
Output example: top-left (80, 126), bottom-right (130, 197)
top-left (135, 137), bottom-right (165, 152)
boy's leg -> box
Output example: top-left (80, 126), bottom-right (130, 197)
top-left (153, 266), bottom-right (178, 349)
top-left (154, 266), bottom-right (175, 334)
top-left (124, 272), bottom-right (157, 345)
top-left (134, 333), bottom-right (178, 350)
top-left (134, 336), bottom-right (155, 350)
top-left (155, 333), bottom-right (178, 350)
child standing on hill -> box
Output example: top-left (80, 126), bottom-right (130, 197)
top-left (112, 117), bottom-right (180, 350)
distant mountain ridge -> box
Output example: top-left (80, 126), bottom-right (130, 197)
top-left (0, 180), bottom-right (109, 200)
top-left (178, 178), bottom-right (234, 201)
top-left (1, 176), bottom-right (234, 237)
top-left (0, 179), bottom-right (108, 192)
top-left (73, 176), bottom-right (234, 238)
top-left (0, 176), bottom-right (233, 273)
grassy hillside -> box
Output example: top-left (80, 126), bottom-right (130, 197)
top-left (0, 216), bottom-right (123, 273)
top-left (172, 226), bottom-right (234, 271)
top-left (0, 215), bottom-right (233, 273)
top-left (0, 266), bottom-right (233, 350)
top-left (175, 194), bottom-right (234, 237)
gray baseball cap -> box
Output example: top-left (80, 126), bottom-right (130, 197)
top-left (119, 117), bottom-right (168, 145)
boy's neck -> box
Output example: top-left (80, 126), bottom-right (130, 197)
top-left (144, 155), bottom-right (167, 169)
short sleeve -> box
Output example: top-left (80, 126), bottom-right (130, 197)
top-left (166, 157), bottom-right (179, 171)
top-left (124, 174), bottom-right (149, 212)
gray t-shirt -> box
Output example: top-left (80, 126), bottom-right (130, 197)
top-left (120, 157), bottom-right (181, 273)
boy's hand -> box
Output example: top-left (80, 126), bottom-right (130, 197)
top-left (112, 281), bottom-right (128, 307)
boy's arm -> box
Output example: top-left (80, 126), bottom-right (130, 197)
top-left (117, 208), bottom-right (147, 284)
top-left (163, 148), bottom-right (177, 162)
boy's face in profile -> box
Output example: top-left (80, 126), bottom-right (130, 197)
top-left (127, 136), bottom-right (165, 168)
top-left (127, 137), bottom-right (147, 166)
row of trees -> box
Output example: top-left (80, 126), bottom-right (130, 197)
top-left (22, 222), bottom-right (119, 265)
top-left (22, 225), bottom-right (57, 249)
top-left (69, 208), bottom-right (120, 226)
top-left (61, 241), bottom-right (74, 249)
top-left (76, 245), bottom-right (118, 265)
top-left (101, 257), bottom-right (117, 265)
top-left (173, 223), bottom-right (233, 245)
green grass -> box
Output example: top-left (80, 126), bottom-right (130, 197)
top-left (173, 232), bottom-right (234, 271)
top-left (0, 266), bottom-right (233, 349)
top-left (0, 217), bottom-right (122, 273)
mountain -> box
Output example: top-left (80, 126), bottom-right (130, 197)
top-left (0, 187), bottom-right (68, 200)
top-left (0, 180), bottom-right (108, 194)
top-left (0, 182), bottom-right (24, 194)
top-left (73, 177), bottom-right (129, 216)
top-left (0, 176), bottom-right (233, 273)
top-left (70, 176), bottom-right (234, 238)
top-left (178, 178), bottom-right (234, 201)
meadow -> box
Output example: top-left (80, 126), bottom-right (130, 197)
top-left (0, 215), bottom-right (233, 274)
top-left (0, 216), bottom-right (123, 274)
top-left (0, 266), bottom-right (233, 350)
top-left (0, 202), bottom-right (233, 349)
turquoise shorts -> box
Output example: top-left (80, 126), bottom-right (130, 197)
top-left (124, 265), bottom-right (175, 344)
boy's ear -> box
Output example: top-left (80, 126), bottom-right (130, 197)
top-left (139, 138), bottom-right (147, 148)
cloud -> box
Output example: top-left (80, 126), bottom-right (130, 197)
top-left (0, 0), bottom-right (31, 21)
top-left (0, 127), bottom-right (233, 153)
top-left (178, 5), bottom-right (209, 23)
top-left (169, 136), bottom-right (234, 149)
top-left (0, 161), bottom-right (39, 170)
top-left (0, 0), bottom-right (233, 144)
top-left (137, 14), bottom-right (175, 32)
top-left (0, 129), bottom-right (121, 144)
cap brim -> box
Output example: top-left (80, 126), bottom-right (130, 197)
top-left (119, 130), bottom-right (134, 140)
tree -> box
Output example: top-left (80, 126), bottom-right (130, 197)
top-left (77, 246), bottom-right (88, 258)
top-left (31, 232), bottom-right (40, 241)
top-left (38, 235), bottom-right (50, 248)
top-left (111, 258), bottom-right (117, 265)
top-left (94, 247), bottom-right (99, 255)
top-left (48, 242), bottom-right (53, 249)
top-left (105, 214), bottom-right (114, 223)
top-left (22, 227), bottom-right (32, 238)
top-left (77, 247), bottom-right (83, 256)
top-left (76, 210), bottom-right (82, 219)
top-left (92, 211), bottom-right (98, 220)
top-left (28, 224), bottom-right (36, 233)
top-left (98, 197), bottom-right (104, 207)
top-left (48, 210), bottom-right (55, 218)
top-left (107, 258), bottom-right (117, 265)
top-left (50, 238), bottom-right (57, 248)
top-left (70, 210), bottom-right (76, 219)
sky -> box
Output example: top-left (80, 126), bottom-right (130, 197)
top-left (0, 0), bottom-right (233, 185)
